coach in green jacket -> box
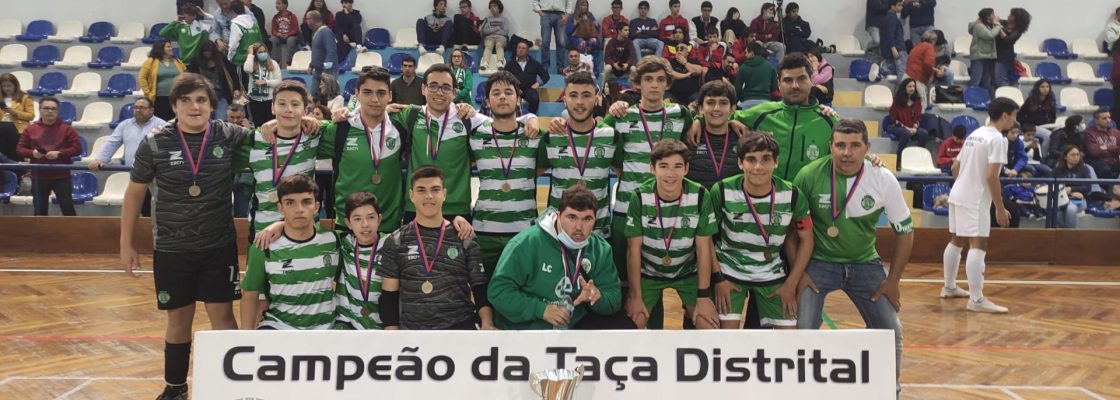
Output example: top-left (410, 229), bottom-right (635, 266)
top-left (488, 185), bottom-right (633, 330)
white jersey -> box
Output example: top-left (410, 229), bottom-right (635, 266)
top-left (949, 126), bottom-right (1007, 209)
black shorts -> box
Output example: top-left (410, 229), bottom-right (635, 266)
top-left (152, 241), bottom-right (242, 310)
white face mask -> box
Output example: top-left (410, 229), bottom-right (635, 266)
top-left (557, 228), bottom-right (590, 250)
top-left (257, 53), bottom-right (269, 61)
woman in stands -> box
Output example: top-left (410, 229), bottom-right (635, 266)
top-left (1052, 145), bottom-right (1094, 228)
top-left (720, 7), bottom-right (747, 43)
top-left (1018, 79), bottom-right (1057, 142)
top-left (242, 42), bottom-right (282, 126)
top-left (566, 0), bottom-right (600, 55)
top-left (887, 78), bottom-right (929, 170)
top-left (806, 47), bottom-right (834, 106)
top-left (140, 40), bottom-right (187, 122)
top-left (1046, 116), bottom-right (1085, 167)
top-left (931, 30), bottom-right (954, 85)
top-left (0, 73), bottom-right (35, 162)
top-left (186, 40), bottom-right (243, 121)
top-left (994, 8), bottom-right (1031, 88)
top-left (301, 0), bottom-right (335, 46)
top-left (316, 73), bottom-right (344, 111)
top-left (449, 47), bottom-right (474, 105)
top-left (968, 8), bottom-right (1001, 96)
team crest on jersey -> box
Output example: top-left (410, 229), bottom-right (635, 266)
top-left (681, 216), bottom-right (691, 228)
top-left (518, 138), bottom-right (528, 147)
top-left (452, 122), bottom-right (465, 133)
top-left (594, 146), bottom-right (605, 157)
top-left (157, 291), bottom-right (171, 304)
top-left (213, 146), bottom-right (224, 158)
top-left (806, 144), bottom-right (820, 160)
top-left (386, 137), bottom-right (398, 150)
top-left (323, 254), bottom-right (334, 267)
top-left (447, 246), bottom-right (459, 260)
top-left (483, 121), bottom-right (492, 129)
top-left (860, 195), bottom-right (875, 210)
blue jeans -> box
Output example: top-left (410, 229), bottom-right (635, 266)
top-left (416, 19), bottom-right (452, 49)
top-left (798, 259), bottom-right (903, 386)
top-left (968, 59), bottom-right (995, 96)
top-left (1057, 199), bottom-right (1087, 228)
top-left (909, 25), bottom-right (933, 44)
top-left (880, 51), bottom-right (907, 77)
top-left (540, 12), bottom-right (566, 71)
top-left (632, 38), bottom-right (664, 63)
top-left (1021, 163), bottom-right (1052, 177)
top-left (232, 172), bottom-right (253, 219)
top-left (995, 60), bottom-right (1014, 87)
top-left (212, 96), bottom-right (230, 122)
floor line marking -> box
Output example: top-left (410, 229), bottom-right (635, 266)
top-left (0, 377), bottom-right (12, 386)
top-left (1079, 387), bottom-right (1109, 400)
top-left (1000, 388), bottom-right (1026, 400)
top-left (54, 379), bottom-right (93, 400)
top-left (0, 376), bottom-right (163, 381)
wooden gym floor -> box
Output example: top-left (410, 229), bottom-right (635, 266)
top-left (0, 253), bottom-right (1116, 400)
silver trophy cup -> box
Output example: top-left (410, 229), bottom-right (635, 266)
top-left (529, 364), bottom-right (585, 400)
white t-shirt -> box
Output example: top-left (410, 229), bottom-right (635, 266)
top-left (949, 126), bottom-right (1007, 209)
top-left (1, 97), bottom-right (11, 122)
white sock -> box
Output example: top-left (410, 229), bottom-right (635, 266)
top-left (943, 243), bottom-right (963, 289)
top-left (965, 249), bottom-right (987, 302)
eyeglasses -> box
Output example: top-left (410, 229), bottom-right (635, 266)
top-left (425, 83), bottom-right (454, 94)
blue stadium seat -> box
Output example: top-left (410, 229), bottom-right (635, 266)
top-left (1094, 88), bottom-right (1114, 109)
top-left (474, 79), bottom-right (488, 106)
top-left (1042, 38), bottom-right (1077, 60)
top-left (27, 72), bottom-right (68, 96)
top-left (98, 73), bottom-right (138, 98)
top-left (59, 101), bottom-right (77, 124)
top-left (343, 77), bottom-right (357, 102)
top-left (109, 103), bottom-right (133, 129)
top-left (21, 44), bottom-right (61, 67)
top-left (848, 59), bottom-right (873, 82)
top-left (79, 21), bottom-right (115, 43)
top-left (880, 115), bottom-right (896, 140)
top-left (1036, 62), bottom-right (1072, 84)
top-left (386, 52), bottom-right (407, 75)
top-left (922, 184), bottom-right (951, 216)
top-left (364, 28), bottom-right (390, 49)
top-left (53, 172), bottom-right (98, 205)
top-left (1100, 62), bottom-right (1112, 82)
top-left (963, 86), bottom-right (990, 110)
top-left (0, 170), bottom-right (18, 203)
top-left (73, 135), bottom-right (88, 161)
top-left (951, 115), bottom-right (980, 136)
top-left (143, 23), bottom-right (167, 44)
top-left (88, 46), bottom-right (124, 68)
top-left (16, 20), bottom-right (54, 42)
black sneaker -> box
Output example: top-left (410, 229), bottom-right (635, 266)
top-left (155, 384), bottom-right (188, 400)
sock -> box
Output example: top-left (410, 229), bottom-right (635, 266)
top-left (943, 243), bottom-right (963, 289)
top-left (165, 341), bottom-right (192, 386)
top-left (965, 249), bottom-right (987, 302)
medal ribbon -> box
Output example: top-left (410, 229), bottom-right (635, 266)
top-left (175, 122), bottom-right (212, 183)
top-left (566, 125), bottom-right (595, 179)
top-left (559, 246), bottom-right (586, 289)
top-left (491, 127), bottom-right (519, 180)
top-left (354, 236), bottom-right (379, 303)
top-left (639, 108), bottom-right (668, 150)
top-left (703, 128), bottom-right (732, 178)
top-left (654, 184), bottom-right (684, 259)
top-left (424, 110), bottom-right (451, 161)
top-left (412, 220), bottom-right (448, 276)
top-left (743, 179), bottom-right (777, 247)
top-left (270, 129), bottom-right (304, 188)
top-left (362, 115), bottom-right (387, 171)
top-left (830, 163), bottom-right (866, 223)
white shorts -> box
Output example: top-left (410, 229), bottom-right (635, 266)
top-left (948, 204), bottom-right (990, 237)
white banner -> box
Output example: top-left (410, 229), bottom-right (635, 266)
top-left (193, 330), bottom-right (896, 399)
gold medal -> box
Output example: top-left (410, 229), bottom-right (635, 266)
top-left (827, 225), bottom-right (840, 237)
top-left (662, 255), bottom-right (672, 266)
top-left (763, 251), bottom-right (773, 260)
top-left (371, 173), bottom-right (382, 184)
top-left (360, 307), bottom-right (371, 317)
top-left (267, 192), bottom-right (278, 202)
top-left (421, 280), bottom-right (434, 294)
top-left (188, 184), bottom-right (201, 197)
top-left (501, 182), bottom-right (511, 192)
top-left (577, 179), bottom-right (586, 187)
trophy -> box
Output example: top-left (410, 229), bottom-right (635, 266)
top-left (529, 364), bottom-right (585, 400)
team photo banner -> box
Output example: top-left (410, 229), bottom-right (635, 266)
top-left (193, 329), bottom-right (896, 399)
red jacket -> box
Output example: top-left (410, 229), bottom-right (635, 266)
top-left (658, 15), bottom-right (689, 41)
top-left (17, 120), bottom-right (82, 181)
top-left (749, 15), bottom-right (780, 43)
top-left (729, 39), bottom-right (749, 64)
top-left (906, 42), bottom-right (936, 84)
top-left (888, 101), bottom-right (923, 128)
top-left (1084, 125), bottom-right (1120, 166)
top-left (601, 14), bottom-right (629, 40)
top-left (271, 10), bottom-right (299, 37)
top-left (936, 137), bottom-right (963, 168)
top-left (695, 43), bottom-right (725, 69)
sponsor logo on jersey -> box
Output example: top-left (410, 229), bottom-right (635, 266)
top-left (345, 137), bottom-right (360, 151)
top-left (169, 150), bottom-right (184, 166)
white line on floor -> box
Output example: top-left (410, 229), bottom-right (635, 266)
top-left (1000, 387), bottom-right (1026, 400)
top-left (54, 379), bottom-right (92, 400)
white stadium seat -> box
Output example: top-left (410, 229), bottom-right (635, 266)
top-left (1018, 62), bottom-right (1040, 85)
top-left (995, 86), bottom-right (1024, 105)
top-left (899, 147), bottom-right (942, 175)
top-left (60, 72), bottom-right (101, 98)
top-left (416, 52), bottom-right (443, 74)
top-left (351, 51), bottom-right (383, 72)
top-left (47, 20), bottom-right (83, 43)
top-left (953, 37), bottom-right (970, 58)
top-left (0, 43), bottom-right (27, 67)
top-left (0, 19), bottom-right (20, 41)
top-left (12, 70), bottom-right (32, 90)
top-left (55, 45), bottom-right (92, 69)
top-left (120, 46), bottom-right (149, 70)
top-left (1068, 61), bottom-right (1105, 85)
top-left (1015, 37), bottom-right (1046, 59)
top-left (837, 35), bottom-right (863, 56)
top-left (72, 101), bottom-right (113, 129)
top-left (92, 173), bottom-right (131, 206)
top-left (111, 22), bottom-right (144, 44)
top-left (1071, 38), bottom-right (1108, 60)
top-left (863, 85), bottom-right (892, 110)
top-left (949, 60), bottom-right (970, 83)
top-left (82, 136), bottom-right (124, 164)
top-left (1059, 87), bottom-right (1096, 113)
top-left (288, 50), bottom-right (312, 73)
top-left (392, 28), bottom-right (418, 49)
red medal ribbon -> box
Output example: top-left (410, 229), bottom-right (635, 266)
top-left (412, 220), bottom-right (448, 276)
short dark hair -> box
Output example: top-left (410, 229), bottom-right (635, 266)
top-left (698, 79), bottom-right (736, 104)
top-left (277, 174), bottom-right (319, 201)
top-left (778, 53), bottom-right (813, 78)
top-left (650, 139), bottom-right (690, 164)
top-left (273, 80), bottom-right (310, 105)
top-left (227, 102), bottom-right (247, 115)
top-left (887, 0), bottom-right (902, 7)
top-left (485, 70), bottom-right (523, 98)
top-left (1021, 123), bottom-right (1036, 133)
top-left (133, 97), bottom-right (153, 108)
top-left (229, 0), bottom-right (246, 14)
top-left (170, 73), bottom-right (217, 110)
top-left (564, 71), bottom-right (597, 91)
top-left (747, 41), bottom-right (766, 58)
top-left (459, 0), bottom-right (471, 6)
top-left (411, 165), bottom-right (445, 188)
top-left (488, 0), bottom-right (504, 13)
top-left (638, 0), bottom-right (649, 9)
top-left (557, 183), bottom-right (598, 214)
top-left (424, 63), bottom-right (456, 87)
top-left (785, 2), bottom-right (799, 14)
top-left (39, 96), bottom-right (60, 108)
top-left (668, 0), bottom-right (679, 7)
top-left (401, 55), bottom-right (417, 66)
top-left (736, 130), bottom-right (780, 160)
top-left (611, 0), bottom-right (622, 6)
top-left (345, 192), bottom-right (381, 217)
top-left (988, 97), bottom-right (1021, 120)
top-left (831, 118), bottom-right (869, 144)
top-left (357, 68), bottom-right (392, 91)
top-left (1093, 108), bottom-right (1111, 119)
top-left (700, 1), bottom-right (712, 9)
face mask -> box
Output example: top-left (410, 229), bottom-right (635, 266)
top-left (257, 53), bottom-right (269, 61)
top-left (557, 228), bottom-right (590, 250)
top-left (765, 12), bottom-right (775, 19)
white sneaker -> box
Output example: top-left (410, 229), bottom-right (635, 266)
top-left (940, 286), bottom-right (970, 299)
top-left (967, 298), bottom-right (1008, 313)
top-left (436, 46), bottom-right (445, 54)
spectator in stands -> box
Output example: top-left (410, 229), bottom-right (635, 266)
top-left (749, 3), bottom-right (786, 60)
top-left (902, 0), bottom-right (936, 46)
top-left (968, 8), bottom-right (1001, 96)
top-left (696, 29), bottom-right (727, 83)
top-left (602, 0), bottom-right (628, 42)
top-left (562, 48), bottom-right (593, 79)
top-left (887, 78), bottom-right (928, 169)
top-left (1052, 145), bottom-right (1093, 228)
top-left (733, 41), bottom-right (777, 108)
top-left (1046, 115), bottom-right (1084, 167)
top-left (187, 40), bottom-right (242, 120)
top-left (533, 0), bottom-right (574, 73)
top-left (692, 1), bottom-right (718, 46)
top-left (931, 29), bottom-right (954, 85)
top-left (807, 47), bottom-right (834, 105)
top-left (0, 72), bottom-right (35, 136)
top-left (17, 97), bottom-right (81, 216)
top-left (306, 11), bottom-right (338, 99)
top-left (906, 31), bottom-right (942, 106)
top-left (176, 0), bottom-right (204, 14)
top-left (667, 37), bottom-right (703, 104)
top-left (334, 0), bottom-right (363, 63)
top-left (878, 0), bottom-right (906, 77)
top-left (479, 0), bottom-right (509, 72)
top-left (1104, 7), bottom-right (1120, 53)
top-left (210, 0), bottom-right (237, 53)
top-left (662, 26), bottom-right (693, 59)
top-left (782, 3), bottom-right (813, 55)
top-left (728, 28), bottom-right (757, 64)
top-left (417, 0), bottom-right (454, 54)
top-left (227, 0), bottom-right (264, 66)
top-left (270, 0), bottom-right (300, 67)
top-left (937, 125), bottom-right (966, 172)
top-left (243, 42), bottom-right (281, 126)
top-left (241, 0), bottom-right (269, 46)
top-left (719, 54), bottom-right (739, 85)
top-left (141, 40), bottom-right (188, 121)
top-left (1002, 125), bottom-right (1032, 178)
top-left (226, 103), bottom-right (255, 219)
top-left (453, 0), bottom-right (482, 47)
top-left (391, 56), bottom-right (425, 106)
top-left (720, 7), bottom-right (747, 43)
top-left (301, 0), bottom-right (335, 46)
top-left (310, 103), bottom-right (331, 120)
top-left (1084, 109), bottom-right (1120, 179)
top-left (89, 97), bottom-right (165, 216)
top-left (1018, 79), bottom-right (1057, 141)
top-left (567, 0), bottom-right (600, 55)
top-left (630, 1), bottom-right (663, 61)
top-left (995, 8), bottom-right (1030, 88)
top-left (449, 47), bottom-right (474, 105)
top-left (659, 0), bottom-right (689, 43)
top-left (505, 40), bottom-right (549, 113)
top-left (605, 24), bottom-right (635, 80)
top-left (1020, 124), bottom-right (1052, 177)
top-left (316, 73), bottom-right (344, 111)
top-left (865, 0), bottom-right (889, 54)
top-left (1103, 185), bottom-right (1120, 211)
top-left (162, 4), bottom-right (215, 66)
top-left (1003, 170), bottom-right (1044, 220)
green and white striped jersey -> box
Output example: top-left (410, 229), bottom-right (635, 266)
top-left (710, 175), bottom-right (810, 283)
top-left (242, 130), bottom-right (321, 234)
top-left (334, 233), bottom-right (385, 330)
top-left (605, 104), bottom-right (692, 213)
top-left (468, 120), bottom-right (544, 234)
top-left (542, 125), bottom-right (617, 236)
top-left (242, 226), bottom-right (341, 330)
top-left (624, 179), bottom-right (717, 279)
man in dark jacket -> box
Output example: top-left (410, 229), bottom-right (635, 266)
top-left (1084, 109), bottom-right (1120, 179)
top-left (879, 0), bottom-right (906, 76)
top-left (334, 0), bottom-right (363, 63)
top-left (16, 97), bottom-right (82, 216)
top-left (453, 0), bottom-right (482, 46)
top-left (902, 0), bottom-right (936, 46)
top-left (782, 2), bottom-right (813, 54)
top-left (504, 40), bottom-right (549, 113)
top-left (866, 0), bottom-right (889, 53)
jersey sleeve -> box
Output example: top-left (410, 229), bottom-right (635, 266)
top-left (231, 130), bottom-right (255, 170)
top-left (679, 106), bottom-right (694, 136)
top-left (465, 235), bottom-right (488, 287)
top-left (130, 135), bottom-right (156, 184)
top-left (696, 186), bottom-right (718, 237)
top-left (375, 232), bottom-right (402, 280)
top-left (989, 136), bottom-right (1009, 165)
top-left (536, 131), bottom-right (551, 168)
top-left (316, 120), bottom-right (338, 160)
top-left (487, 236), bottom-right (548, 323)
top-left (791, 185), bottom-right (810, 219)
top-left (877, 169), bottom-right (914, 234)
top-left (708, 182), bottom-right (725, 227)
top-left (241, 245), bottom-right (267, 291)
top-left (623, 187), bottom-right (644, 238)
